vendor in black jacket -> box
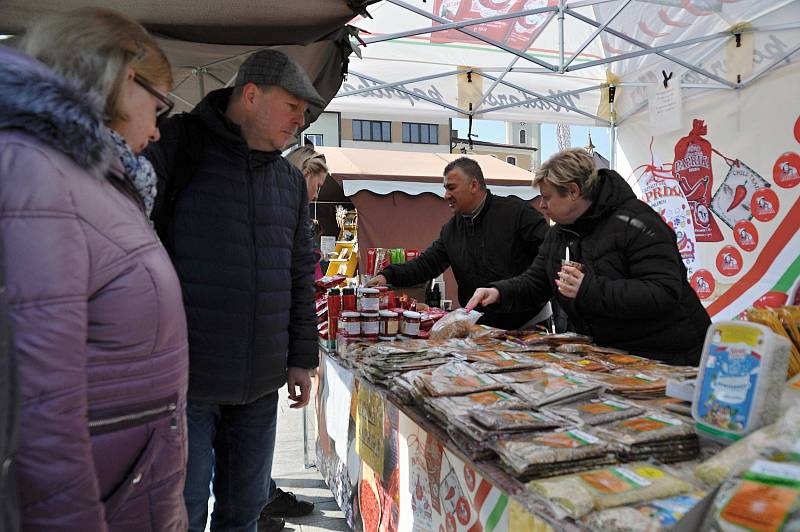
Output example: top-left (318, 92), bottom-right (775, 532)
top-left (467, 148), bottom-right (710, 365)
top-left (366, 157), bottom-right (549, 330)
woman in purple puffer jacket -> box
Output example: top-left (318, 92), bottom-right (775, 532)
top-left (0, 8), bottom-right (188, 531)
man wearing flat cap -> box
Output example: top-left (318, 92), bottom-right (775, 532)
top-left (145, 49), bottom-right (320, 532)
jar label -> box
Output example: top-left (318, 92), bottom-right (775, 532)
top-left (361, 320), bottom-right (379, 336)
top-left (361, 298), bottom-right (380, 312)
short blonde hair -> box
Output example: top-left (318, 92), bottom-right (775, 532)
top-left (286, 145), bottom-right (329, 178)
top-left (20, 7), bottom-right (172, 124)
top-left (533, 148), bottom-right (600, 199)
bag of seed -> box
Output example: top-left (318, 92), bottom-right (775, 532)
top-left (544, 398), bottom-right (645, 426)
top-left (702, 459), bottom-right (800, 531)
top-left (528, 463), bottom-right (693, 518)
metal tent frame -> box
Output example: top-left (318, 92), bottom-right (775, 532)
top-left (332, 0), bottom-right (800, 167)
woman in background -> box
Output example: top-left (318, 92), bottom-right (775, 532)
top-left (0, 8), bottom-right (188, 530)
top-left (286, 144), bottom-right (330, 279)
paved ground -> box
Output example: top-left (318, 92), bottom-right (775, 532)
top-left (204, 384), bottom-right (347, 532)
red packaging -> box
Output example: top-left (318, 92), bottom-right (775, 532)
top-left (672, 119), bottom-right (723, 242)
top-left (404, 249), bottom-right (420, 262)
top-left (366, 248), bottom-right (377, 276)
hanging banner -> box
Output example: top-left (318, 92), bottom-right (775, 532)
top-left (635, 161), bottom-right (700, 277)
top-left (620, 62), bottom-right (800, 321)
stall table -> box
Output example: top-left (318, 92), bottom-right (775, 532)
top-left (315, 347), bottom-right (579, 532)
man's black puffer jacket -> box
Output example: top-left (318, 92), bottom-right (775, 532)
top-left (381, 192), bottom-right (548, 330)
top-left (492, 169), bottom-right (710, 365)
top-left (145, 88), bottom-right (318, 404)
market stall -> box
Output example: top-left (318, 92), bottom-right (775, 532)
top-left (316, 147), bottom-right (540, 302)
top-left (315, 305), bottom-right (800, 531)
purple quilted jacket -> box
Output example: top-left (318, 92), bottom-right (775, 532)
top-left (0, 46), bottom-right (189, 531)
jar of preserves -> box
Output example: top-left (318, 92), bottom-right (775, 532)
top-left (360, 312), bottom-right (380, 338)
top-left (359, 288), bottom-right (380, 312)
top-left (375, 286), bottom-right (389, 310)
top-left (338, 311), bottom-right (361, 338)
top-left (378, 310), bottom-right (399, 340)
top-left (401, 310), bottom-right (422, 338)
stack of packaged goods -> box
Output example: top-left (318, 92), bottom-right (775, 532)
top-left (527, 463), bottom-right (695, 520)
top-left (328, 310), bottom-right (800, 530)
top-left (543, 398), bottom-right (645, 427)
top-left (491, 429), bottom-right (615, 481)
top-left (509, 367), bottom-right (604, 408)
top-left (592, 412), bottom-right (700, 463)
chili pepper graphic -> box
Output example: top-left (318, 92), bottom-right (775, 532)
top-left (727, 184), bottom-right (747, 212)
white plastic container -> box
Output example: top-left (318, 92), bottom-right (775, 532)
top-left (692, 321), bottom-right (791, 444)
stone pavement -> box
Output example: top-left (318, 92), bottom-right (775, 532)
top-left (204, 384), bottom-right (347, 532)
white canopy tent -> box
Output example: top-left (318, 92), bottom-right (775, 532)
top-left (331, 0), bottom-right (800, 165)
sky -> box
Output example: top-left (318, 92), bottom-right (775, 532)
top-left (451, 118), bottom-right (611, 162)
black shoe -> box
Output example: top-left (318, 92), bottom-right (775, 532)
top-left (261, 488), bottom-right (315, 518)
top-left (257, 516), bottom-right (285, 532)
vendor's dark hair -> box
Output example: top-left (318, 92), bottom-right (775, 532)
top-left (444, 157), bottom-right (486, 189)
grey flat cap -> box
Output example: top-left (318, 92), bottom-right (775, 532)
top-left (235, 49), bottom-right (326, 109)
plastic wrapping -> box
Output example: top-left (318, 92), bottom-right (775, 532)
top-left (528, 463), bottom-right (694, 519)
top-left (418, 361), bottom-right (504, 397)
top-left (429, 309), bottom-right (483, 340)
top-left (702, 459), bottom-right (800, 531)
top-left (582, 492), bottom-right (706, 531)
top-left (469, 407), bottom-right (563, 432)
top-left (492, 429), bottom-right (613, 478)
top-left (695, 403), bottom-right (800, 485)
top-left (512, 367), bottom-right (603, 407)
top-left (544, 398), bottom-right (645, 426)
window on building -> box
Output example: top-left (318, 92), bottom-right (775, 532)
top-left (519, 130), bottom-right (526, 144)
top-left (352, 119), bottom-right (391, 142)
top-left (506, 156), bottom-right (517, 166)
top-left (304, 134), bottom-right (324, 147)
top-left (402, 122), bottom-right (439, 144)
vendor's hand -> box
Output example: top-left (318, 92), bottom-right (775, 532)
top-left (465, 287), bottom-right (500, 311)
top-left (287, 367), bottom-right (312, 409)
top-left (556, 265), bottom-right (584, 299)
top-left (365, 274), bottom-right (387, 287)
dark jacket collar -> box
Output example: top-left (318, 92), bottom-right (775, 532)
top-left (456, 190), bottom-right (493, 227)
top-left (0, 45), bottom-right (114, 179)
top-left (191, 88), bottom-right (282, 163)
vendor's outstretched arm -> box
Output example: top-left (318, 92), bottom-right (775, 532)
top-left (379, 234), bottom-right (450, 287)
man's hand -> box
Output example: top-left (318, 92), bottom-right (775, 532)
top-left (365, 274), bottom-right (387, 287)
top-left (465, 287), bottom-right (500, 312)
top-left (287, 367), bottom-right (312, 409)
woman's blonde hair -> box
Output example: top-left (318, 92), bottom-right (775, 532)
top-left (286, 145), bottom-right (329, 179)
top-left (19, 7), bottom-right (172, 124)
top-left (533, 148), bottom-right (600, 199)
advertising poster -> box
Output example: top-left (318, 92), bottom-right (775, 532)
top-left (620, 60), bottom-right (800, 320)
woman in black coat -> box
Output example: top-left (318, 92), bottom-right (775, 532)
top-left (467, 148), bottom-right (710, 365)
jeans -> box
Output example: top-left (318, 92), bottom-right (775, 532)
top-left (184, 392), bottom-right (278, 532)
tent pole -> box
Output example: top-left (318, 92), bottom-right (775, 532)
top-left (563, 0), bottom-right (632, 70)
top-left (567, 31), bottom-right (731, 72)
top-left (740, 42), bottom-right (800, 89)
top-left (558, 0), bottom-right (565, 73)
top-left (195, 68), bottom-right (206, 100)
top-left (337, 70), bottom-right (461, 98)
top-left (609, 85), bottom-right (616, 171)
top-left (565, 8), bottom-right (737, 88)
